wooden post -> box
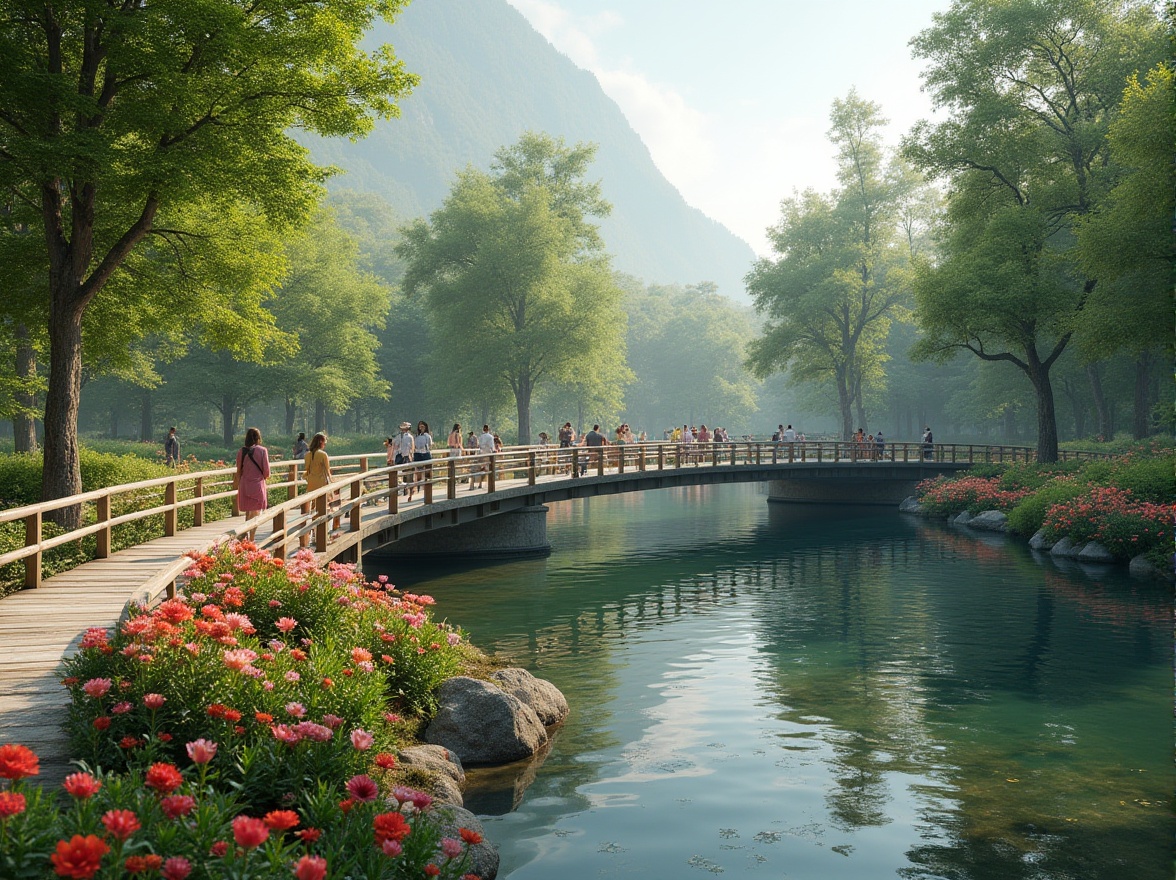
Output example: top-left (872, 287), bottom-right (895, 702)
top-left (388, 470), bottom-right (398, 515)
top-left (618, 447), bottom-right (625, 474)
top-left (96, 494), bottom-right (112, 558)
top-left (711, 444), bottom-right (718, 467)
top-left (24, 511), bottom-right (41, 589)
top-left (287, 463), bottom-right (298, 501)
top-left (639, 447), bottom-right (646, 472)
top-left (657, 446), bottom-right (664, 470)
top-left (350, 476), bottom-right (363, 531)
top-left (193, 477), bottom-right (204, 527)
top-left (315, 494), bottom-right (328, 551)
top-left (164, 480), bottom-right (178, 537)
top-left (528, 451), bottom-right (537, 485)
top-left (597, 447), bottom-right (605, 477)
top-left (273, 509), bottom-right (286, 559)
top-left (755, 444), bottom-right (761, 465)
top-left (788, 443), bottom-right (795, 464)
top-left (423, 464), bottom-right (433, 505)
top-left (448, 457), bottom-right (458, 498)
top-left (488, 456), bottom-right (496, 493)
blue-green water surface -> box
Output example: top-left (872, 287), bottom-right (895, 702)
top-left (372, 485), bottom-right (1172, 880)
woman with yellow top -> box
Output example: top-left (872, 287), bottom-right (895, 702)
top-left (301, 432), bottom-right (340, 546)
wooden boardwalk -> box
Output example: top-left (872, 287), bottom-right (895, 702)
top-left (0, 518), bottom-right (253, 785)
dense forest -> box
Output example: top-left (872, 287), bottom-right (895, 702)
top-left (0, 0), bottom-right (1170, 514)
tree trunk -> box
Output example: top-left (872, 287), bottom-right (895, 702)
top-left (221, 395), bottom-right (236, 448)
top-left (110, 407), bottom-right (120, 441)
top-left (1086, 363), bottom-right (1112, 440)
top-left (315, 400), bottom-right (326, 434)
top-left (41, 305), bottom-right (85, 527)
top-left (13, 324), bottom-right (38, 454)
top-left (1133, 352), bottom-right (1152, 440)
top-left (854, 398), bottom-right (867, 436)
top-left (836, 370), bottom-right (853, 440)
top-left (285, 398), bottom-right (297, 435)
top-left (1027, 356), bottom-right (1059, 463)
top-left (139, 390), bottom-right (153, 442)
top-left (514, 374), bottom-right (533, 445)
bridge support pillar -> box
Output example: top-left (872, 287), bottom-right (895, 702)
top-left (767, 463), bottom-right (968, 506)
top-left (367, 505), bottom-right (551, 561)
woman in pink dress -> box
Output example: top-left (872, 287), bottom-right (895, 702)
top-left (235, 427), bottom-right (271, 538)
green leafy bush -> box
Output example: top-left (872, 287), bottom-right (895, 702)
top-left (1006, 479), bottom-right (1088, 536)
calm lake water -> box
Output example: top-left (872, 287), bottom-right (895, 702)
top-left (370, 484), bottom-right (1173, 880)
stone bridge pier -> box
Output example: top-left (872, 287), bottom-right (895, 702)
top-left (767, 462), bottom-right (972, 506)
top-left (365, 504), bottom-right (551, 561)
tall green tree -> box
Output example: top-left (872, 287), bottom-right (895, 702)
top-left (1075, 63), bottom-right (1174, 438)
top-left (746, 92), bottom-right (912, 439)
top-left (0, 0), bottom-right (416, 522)
top-left (398, 133), bottom-right (627, 444)
top-left (904, 0), bottom-right (1164, 460)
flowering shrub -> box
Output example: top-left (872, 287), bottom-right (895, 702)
top-left (61, 542), bottom-right (465, 812)
top-left (1041, 486), bottom-right (1174, 565)
top-left (0, 743), bottom-right (485, 879)
top-left (916, 475), bottom-right (1034, 517)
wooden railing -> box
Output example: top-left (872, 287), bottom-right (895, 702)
top-left (0, 441), bottom-right (1115, 591)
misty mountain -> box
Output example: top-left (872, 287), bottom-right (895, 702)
top-left (305, 0), bottom-right (756, 300)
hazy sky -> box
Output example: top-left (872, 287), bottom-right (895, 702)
top-left (506, 0), bottom-right (952, 254)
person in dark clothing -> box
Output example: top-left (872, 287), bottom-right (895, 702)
top-left (164, 428), bottom-right (180, 467)
top-left (581, 424), bottom-right (607, 475)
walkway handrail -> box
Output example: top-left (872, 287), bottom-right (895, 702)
top-left (1, 441), bottom-right (1116, 591)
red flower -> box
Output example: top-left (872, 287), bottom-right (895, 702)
top-left (294, 855), bottom-right (328, 880)
top-left (160, 795), bottom-right (196, 820)
top-left (63, 773), bottom-right (102, 800)
top-left (51, 834), bottom-right (110, 879)
top-left (0, 791), bottom-right (27, 819)
top-left (296, 827), bottom-right (322, 844)
top-left (231, 815), bottom-right (269, 849)
top-left (459, 827), bottom-right (483, 845)
top-left (424, 865), bottom-right (441, 877)
top-left (223, 709), bottom-right (242, 723)
top-left (0, 743), bottom-right (40, 779)
top-left (145, 762), bottom-right (184, 795)
top-left (102, 809), bottom-right (141, 840)
top-left (206, 703), bottom-right (228, 719)
top-left (161, 857), bottom-right (191, 880)
top-left (118, 736), bottom-right (143, 750)
top-left (92, 717), bottom-right (111, 731)
top-left (124, 854), bottom-right (163, 874)
top-left (373, 811), bottom-right (411, 844)
top-left (254, 712), bottom-right (274, 724)
top-left (338, 798), bottom-right (355, 814)
top-left (263, 809), bottom-right (300, 831)
top-left (374, 752), bottom-right (397, 770)
top-left (143, 693), bottom-right (167, 710)
top-left (208, 841), bottom-right (228, 858)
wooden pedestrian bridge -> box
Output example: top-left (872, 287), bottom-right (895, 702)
top-left (0, 439), bottom-right (1107, 780)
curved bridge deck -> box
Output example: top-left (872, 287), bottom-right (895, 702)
top-left (0, 440), bottom-right (1103, 781)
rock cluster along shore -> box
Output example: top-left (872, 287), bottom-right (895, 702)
top-left (409, 667), bottom-right (571, 879)
top-left (898, 496), bottom-right (1171, 580)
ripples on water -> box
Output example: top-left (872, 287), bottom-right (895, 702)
top-left (369, 485), bottom-right (1173, 880)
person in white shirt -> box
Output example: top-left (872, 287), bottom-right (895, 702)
top-left (472, 425), bottom-right (496, 489)
top-left (782, 424), bottom-right (796, 443)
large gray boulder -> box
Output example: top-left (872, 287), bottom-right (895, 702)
top-left (1050, 537), bottom-right (1078, 558)
top-left (969, 510), bottom-right (1008, 532)
top-left (490, 668), bottom-right (569, 726)
top-left (427, 804), bottom-right (500, 880)
top-left (1129, 554), bottom-right (1172, 580)
top-left (1077, 542), bottom-right (1115, 564)
top-left (425, 676), bottom-right (548, 765)
top-left (398, 744), bottom-right (466, 786)
top-left (898, 496), bottom-right (924, 514)
top-left (951, 511), bottom-right (972, 525)
top-left (1028, 530), bottom-right (1053, 551)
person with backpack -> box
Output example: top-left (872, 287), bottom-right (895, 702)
top-left (235, 427), bottom-right (271, 540)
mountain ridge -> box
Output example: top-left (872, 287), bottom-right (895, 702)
top-left (304, 0), bottom-right (756, 300)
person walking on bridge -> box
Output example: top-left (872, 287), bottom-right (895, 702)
top-left (164, 427), bottom-right (180, 467)
top-left (472, 425), bottom-right (496, 489)
top-left (581, 424), bottom-right (607, 475)
top-left (235, 427), bottom-right (270, 541)
top-left (394, 422), bottom-right (415, 498)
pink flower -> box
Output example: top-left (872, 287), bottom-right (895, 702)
top-left (160, 795), bottom-right (196, 820)
top-left (276, 617), bottom-right (298, 633)
top-left (272, 725), bottom-right (302, 745)
top-left (82, 678), bottom-right (112, 699)
top-left (285, 702), bottom-right (306, 718)
top-left (346, 774), bottom-right (380, 802)
top-left (222, 648), bottom-right (258, 671)
top-left (162, 856), bottom-right (192, 880)
top-left (143, 693), bottom-right (166, 710)
top-left (63, 772), bottom-right (102, 799)
top-left (381, 839), bottom-right (403, 857)
top-left (111, 701), bottom-right (133, 715)
top-left (292, 722), bottom-right (333, 743)
top-left (350, 729), bottom-right (374, 751)
top-left (321, 714), bottom-right (344, 730)
top-left (441, 837), bottom-right (463, 859)
top-left (284, 671), bottom-right (301, 683)
top-left (186, 739), bottom-right (218, 765)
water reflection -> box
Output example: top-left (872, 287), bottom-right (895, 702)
top-left (366, 486), bottom-right (1172, 879)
